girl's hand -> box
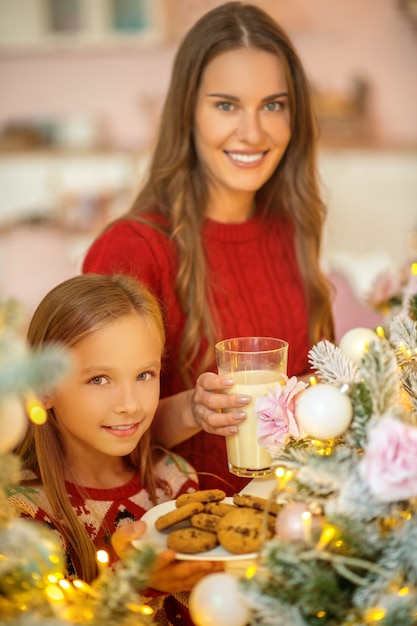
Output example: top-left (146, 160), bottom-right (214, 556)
top-left (148, 549), bottom-right (223, 593)
top-left (111, 521), bottom-right (222, 593)
top-left (112, 520), bottom-right (148, 559)
top-left (191, 372), bottom-right (249, 436)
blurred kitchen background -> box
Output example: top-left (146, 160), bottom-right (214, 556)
top-left (0, 0), bottom-right (416, 339)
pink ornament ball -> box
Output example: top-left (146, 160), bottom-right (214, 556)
top-left (275, 502), bottom-right (309, 541)
top-left (275, 503), bottom-right (324, 543)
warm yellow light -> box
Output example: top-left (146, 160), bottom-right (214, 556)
top-left (365, 607), bottom-right (386, 622)
top-left (96, 549), bottom-right (109, 565)
top-left (411, 262), bottom-right (417, 275)
top-left (125, 602), bottom-right (155, 615)
top-left (316, 611), bottom-right (326, 618)
top-left (398, 586), bottom-right (410, 597)
top-left (139, 605), bottom-right (154, 616)
top-left (58, 579), bottom-right (72, 590)
top-left (72, 579), bottom-right (85, 589)
top-left (312, 439), bottom-right (334, 456)
top-left (72, 579), bottom-right (98, 598)
top-left (316, 526), bottom-right (336, 551)
top-left (301, 511), bottom-right (313, 542)
top-left (245, 564), bottom-right (257, 579)
top-left (47, 573), bottom-right (64, 583)
top-left (274, 467), bottom-right (293, 490)
top-left (49, 555), bottom-right (62, 566)
top-left (44, 584), bottom-right (65, 602)
top-left (309, 376), bottom-right (317, 386)
top-left (26, 396), bottom-right (47, 425)
top-left (375, 326), bottom-right (385, 338)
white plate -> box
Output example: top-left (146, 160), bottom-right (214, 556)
top-left (131, 497), bottom-right (258, 561)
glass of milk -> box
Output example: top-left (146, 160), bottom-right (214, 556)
top-left (215, 336), bottom-right (288, 477)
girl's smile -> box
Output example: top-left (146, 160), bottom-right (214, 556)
top-left (102, 423), bottom-right (141, 437)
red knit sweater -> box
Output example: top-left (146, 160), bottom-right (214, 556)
top-left (83, 211), bottom-right (311, 494)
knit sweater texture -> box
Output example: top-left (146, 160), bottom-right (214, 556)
top-left (8, 453), bottom-right (198, 578)
top-left (83, 211), bottom-right (311, 494)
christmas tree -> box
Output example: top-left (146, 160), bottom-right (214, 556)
top-left (188, 290), bottom-right (417, 626)
top-left (236, 295), bottom-right (417, 625)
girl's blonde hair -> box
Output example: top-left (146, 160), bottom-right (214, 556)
top-left (18, 273), bottom-right (165, 582)
top-left (114, 1), bottom-right (334, 384)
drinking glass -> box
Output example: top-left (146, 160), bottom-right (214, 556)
top-left (215, 336), bottom-right (288, 477)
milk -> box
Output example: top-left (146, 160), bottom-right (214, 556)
top-left (219, 368), bottom-right (284, 476)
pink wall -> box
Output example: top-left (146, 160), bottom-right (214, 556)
top-left (0, 0), bottom-right (416, 150)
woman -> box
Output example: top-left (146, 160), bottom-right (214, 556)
top-left (83, 2), bottom-right (334, 494)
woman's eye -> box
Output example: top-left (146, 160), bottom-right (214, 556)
top-left (264, 101), bottom-right (283, 112)
top-left (216, 101), bottom-right (234, 112)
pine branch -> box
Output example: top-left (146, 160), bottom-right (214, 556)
top-left (343, 382), bottom-right (373, 447)
top-left (407, 293), bottom-right (417, 321)
top-left (0, 454), bottom-right (21, 526)
top-left (359, 339), bottom-right (401, 415)
top-left (308, 341), bottom-right (362, 386)
top-left (243, 588), bottom-right (308, 626)
top-left (0, 347), bottom-right (71, 396)
top-left (91, 546), bottom-right (157, 625)
top-left (333, 471), bottom-right (395, 524)
top-left (301, 549), bottom-right (386, 579)
top-left (389, 316), bottom-right (417, 354)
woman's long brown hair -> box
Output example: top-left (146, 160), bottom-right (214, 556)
top-left (115, 1), bottom-right (334, 385)
top-left (17, 274), bottom-right (165, 582)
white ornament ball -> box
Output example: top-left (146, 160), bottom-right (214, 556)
top-left (189, 572), bottom-right (252, 626)
top-left (0, 395), bottom-right (28, 453)
top-left (339, 327), bottom-right (378, 365)
top-left (295, 383), bottom-right (352, 439)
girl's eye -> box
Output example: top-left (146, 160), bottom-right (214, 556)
top-left (137, 371), bottom-right (153, 382)
top-left (89, 376), bottom-right (107, 385)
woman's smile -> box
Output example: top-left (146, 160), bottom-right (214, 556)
top-left (224, 150), bottom-right (269, 166)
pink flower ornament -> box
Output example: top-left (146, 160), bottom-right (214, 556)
top-left (255, 375), bottom-right (307, 457)
top-left (359, 415), bottom-right (417, 502)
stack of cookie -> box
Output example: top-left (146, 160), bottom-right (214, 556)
top-left (155, 489), bottom-right (280, 555)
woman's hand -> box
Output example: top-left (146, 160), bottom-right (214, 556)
top-left (191, 372), bottom-right (249, 437)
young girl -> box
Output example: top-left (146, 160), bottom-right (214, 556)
top-left (9, 274), bottom-right (221, 603)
